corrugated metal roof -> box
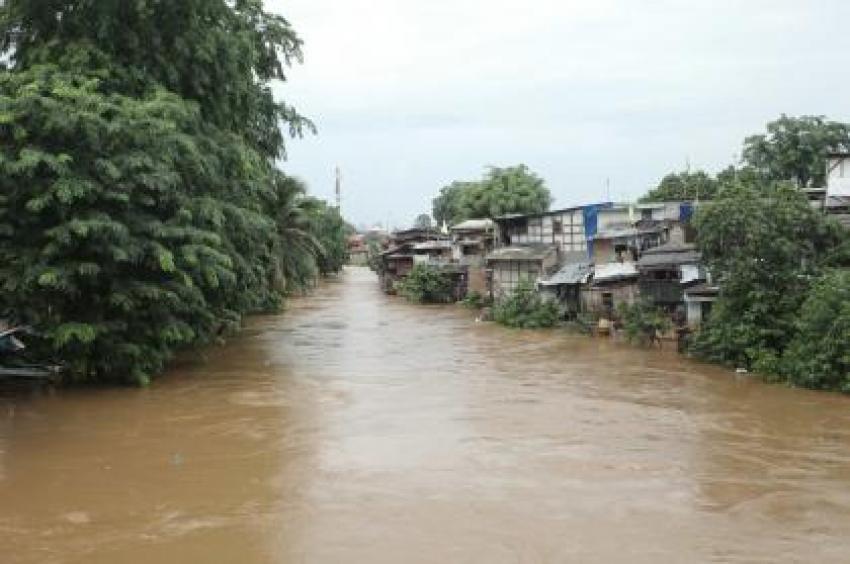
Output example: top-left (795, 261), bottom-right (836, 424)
top-left (412, 240), bottom-right (452, 251)
top-left (450, 219), bottom-right (493, 231)
top-left (487, 244), bottom-right (556, 262)
top-left (638, 242), bottom-right (701, 268)
top-left (593, 261), bottom-right (638, 282)
top-left (539, 261), bottom-right (592, 286)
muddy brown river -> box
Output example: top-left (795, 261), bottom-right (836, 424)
top-left (2, 267), bottom-right (850, 563)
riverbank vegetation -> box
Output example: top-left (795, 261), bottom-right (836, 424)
top-left (617, 301), bottom-right (671, 346)
top-left (0, 1), bottom-right (346, 385)
top-left (397, 265), bottom-right (455, 304)
top-left (491, 281), bottom-right (559, 329)
top-left (690, 179), bottom-right (850, 389)
top-left (670, 115), bottom-right (850, 392)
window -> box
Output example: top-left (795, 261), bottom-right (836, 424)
top-left (552, 219), bottom-right (563, 234)
top-left (602, 292), bottom-right (614, 312)
top-left (641, 208), bottom-right (653, 220)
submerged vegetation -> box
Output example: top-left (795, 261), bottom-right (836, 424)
top-left (0, 1), bottom-right (346, 384)
top-left (397, 264), bottom-right (455, 304)
top-left (491, 280), bottom-right (559, 329)
top-left (617, 301), bottom-right (671, 346)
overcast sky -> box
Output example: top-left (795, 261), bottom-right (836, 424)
top-left (268, 0), bottom-right (850, 228)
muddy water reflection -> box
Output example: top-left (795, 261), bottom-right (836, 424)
top-left (2, 267), bottom-right (850, 563)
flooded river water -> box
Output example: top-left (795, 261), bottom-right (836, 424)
top-left (2, 267), bottom-right (850, 563)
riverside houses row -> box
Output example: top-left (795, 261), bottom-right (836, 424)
top-left (374, 153), bottom-right (850, 332)
top-left (377, 201), bottom-right (714, 329)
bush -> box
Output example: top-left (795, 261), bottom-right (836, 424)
top-left (617, 300), bottom-right (671, 345)
top-left (397, 264), bottom-right (456, 304)
top-left (492, 280), bottom-right (559, 328)
top-left (462, 291), bottom-right (490, 309)
top-left (780, 270), bottom-right (850, 391)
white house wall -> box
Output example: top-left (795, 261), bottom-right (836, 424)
top-left (828, 156), bottom-right (850, 196)
top-left (503, 210), bottom-right (588, 255)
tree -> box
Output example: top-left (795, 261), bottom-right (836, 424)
top-left (460, 165), bottom-right (551, 219)
top-left (0, 0), bottom-right (315, 158)
top-left (640, 170), bottom-right (719, 202)
top-left (432, 181), bottom-right (474, 226)
top-left (0, 2), bottom-right (339, 384)
top-left (742, 115), bottom-right (850, 187)
top-left (432, 165), bottom-right (551, 225)
top-left (781, 270), bottom-right (850, 391)
top-left (690, 179), bottom-right (838, 372)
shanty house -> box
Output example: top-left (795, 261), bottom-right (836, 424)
top-left (637, 242), bottom-right (703, 311)
top-left (486, 244), bottom-right (558, 299)
top-left (493, 205), bottom-right (614, 260)
top-left (538, 260), bottom-right (592, 317)
top-left (450, 219), bottom-right (495, 266)
top-left (582, 261), bottom-right (639, 315)
top-left (378, 227), bottom-right (450, 293)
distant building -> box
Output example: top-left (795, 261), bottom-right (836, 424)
top-left (450, 219), bottom-right (495, 296)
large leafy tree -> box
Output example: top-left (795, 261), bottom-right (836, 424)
top-left (691, 180), bottom-right (839, 372)
top-left (0, 0), bottom-right (314, 158)
top-left (432, 181), bottom-right (475, 226)
top-left (742, 115), bottom-right (850, 187)
top-left (431, 165), bottom-right (551, 225)
top-left (0, 2), bottom-right (338, 384)
top-left (781, 270), bottom-right (850, 391)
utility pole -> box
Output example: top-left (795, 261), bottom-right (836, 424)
top-left (334, 165), bottom-right (342, 210)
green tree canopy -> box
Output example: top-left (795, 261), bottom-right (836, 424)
top-left (781, 270), bottom-right (850, 391)
top-left (742, 115), bottom-right (850, 187)
top-left (432, 181), bottom-right (476, 226)
top-left (691, 179), bottom-right (839, 372)
top-left (640, 170), bottom-right (719, 203)
top-left (431, 165), bottom-right (551, 225)
top-left (1, 0), bottom-right (314, 158)
top-left (0, 2), bottom-right (341, 384)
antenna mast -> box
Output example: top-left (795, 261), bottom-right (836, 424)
top-left (335, 165), bottom-right (342, 210)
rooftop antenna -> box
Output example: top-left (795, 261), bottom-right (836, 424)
top-left (605, 177), bottom-right (611, 202)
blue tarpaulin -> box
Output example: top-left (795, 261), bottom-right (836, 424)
top-left (582, 203), bottom-right (613, 259)
top-left (680, 202), bottom-right (694, 222)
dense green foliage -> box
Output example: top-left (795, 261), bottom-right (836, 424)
top-left (0, 0), bottom-right (314, 158)
top-left (642, 115), bottom-right (850, 202)
top-left (0, 1), bottom-right (343, 384)
top-left (431, 165), bottom-right (551, 225)
top-left (640, 171), bottom-right (719, 203)
top-left (743, 115), bottom-right (850, 187)
top-left (492, 280), bottom-right (559, 329)
top-left (781, 270), bottom-right (850, 391)
top-left (690, 180), bottom-right (841, 375)
top-left (617, 300), bottom-right (671, 345)
top-left (396, 264), bottom-right (455, 304)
